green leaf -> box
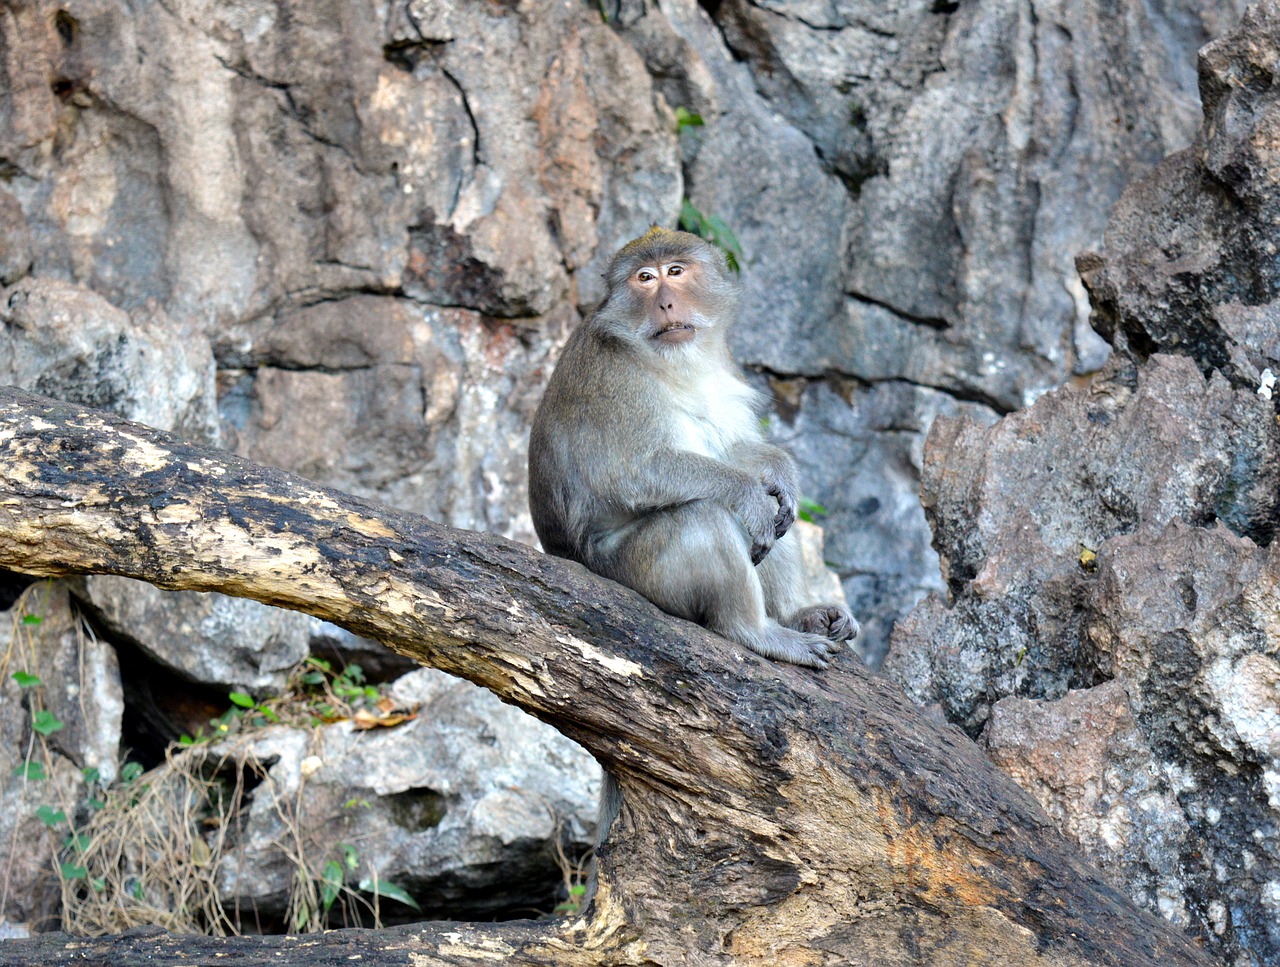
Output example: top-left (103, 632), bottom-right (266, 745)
top-left (358, 878), bottom-right (421, 912)
top-left (20, 614), bottom-right (42, 626)
top-left (82, 766), bottom-right (101, 785)
top-left (90, 877), bottom-right (106, 892)
top-left (674, 106), bottom-right (705, 131)
top-left (121, 761), bottom-right (144, 783)
top-left (35, 805), bottom-right (66, 828)
top-left (300, 671), bottom-right (326, 686)
top-left (677, 200), bottom-right (743, 273)
top-left (679, 198), bottom-right (708, 236)
top-left (340, 843), bottom-right (360, 870)
top-left (32, 709), bottom-right (65, 736)
top-left (228, 691), bottom-right (255, 709)
top-left (12, 671), bottom-right (41, 688)
top-left (15, 761), bottom-right (46, 781)
top-left (87, 796), bottom-right (106, 811)
top-left (797, 497), bottom-right (828, 523)
top-left (60, 863), bottom-right (88, 880)
top-left (320, 860), bottom-right (344, 912)
top-left (704, 214), bottom-right (743, 258)
top-left (64, 832), bottom-right (91, 852)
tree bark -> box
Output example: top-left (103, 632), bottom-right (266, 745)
top-left (0, 387), bottom-right (1212, 967)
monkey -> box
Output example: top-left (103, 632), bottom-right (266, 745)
top-left (528, 226), bottom-right (858, 670)
top-left (529, 227), bottom-right (859, 897)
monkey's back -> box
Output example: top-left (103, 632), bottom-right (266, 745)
top-left (530, 324), bottom-right (650, 560)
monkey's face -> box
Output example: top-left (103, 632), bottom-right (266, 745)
top-left (628, 257), bottom-right (705, 346)
top-left (599, 229), bottom-right (739, 351)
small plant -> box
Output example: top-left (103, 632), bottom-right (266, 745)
top-left (797, 497), bottom-right (828, 523)
top-left (679, 198), bottom-right (744, 273)
top-left (358, 875), bottom-right (421, 913)
top-left (8, 592), bottom-right (423, 937)
top-left (179, 657), bottom-right (408, 747)
top-left (674, 106), bottom-right (704, 133)
top-left (548, 819), bottom-right (591, 918)
top-left (672, 105), bottom-right (744, 273)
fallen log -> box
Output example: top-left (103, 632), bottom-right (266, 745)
top-left (0, 386), bottom-right (1212, 966)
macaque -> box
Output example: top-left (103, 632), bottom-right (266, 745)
top-left (528, 226), bottom-right (857, 669)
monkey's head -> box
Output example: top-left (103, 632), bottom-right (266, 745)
top-left (594, 227), bottom-right (739, 351)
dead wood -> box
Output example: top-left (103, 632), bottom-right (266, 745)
top-left (0, 387), bottom-right (1213, 966)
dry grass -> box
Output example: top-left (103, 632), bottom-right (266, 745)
top-left (1, 583), bottom-right (389, 936)
top-left (58, 743), bottom-right (245, 936)
top-left (59, 734), bottom-right (393, 936)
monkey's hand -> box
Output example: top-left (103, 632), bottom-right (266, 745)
top-left (762, 466), bottom-right (797, 541)
top-left (733, 487), bottom-right (779, 566)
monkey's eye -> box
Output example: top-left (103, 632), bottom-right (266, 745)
top-left (666, 263), bottom-right (685, 277)
top-left (636, 268), bottom-right (657, 283)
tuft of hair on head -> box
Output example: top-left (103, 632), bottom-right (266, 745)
top-left (604, 226), bottom-right (725, 291)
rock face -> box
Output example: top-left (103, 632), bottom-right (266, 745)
top-left (887, 352), bottom-right (1279, 733)
top-left (887, 4), bottom-right (1280, 963)
top-left (0, 0), bottom-right (1241, 664)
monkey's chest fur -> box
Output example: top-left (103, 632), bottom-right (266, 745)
top-left (663, 366), bottom-right (761, 458)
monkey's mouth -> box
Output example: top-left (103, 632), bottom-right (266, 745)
top-left (654, 322), bottom-right (696, 345)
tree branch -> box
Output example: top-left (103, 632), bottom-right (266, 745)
top-left (0, 387), bottom-right (1213, 966)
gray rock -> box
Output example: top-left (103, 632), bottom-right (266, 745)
top-left (0, 188), bottom-right (32, 285)
top-left (984, 681), bottom-right (1198, 928)
top-left (216, 297), bottom-right (575, 545)
top-left (658, 0), bottom-right (1241, 410)
top-left (213, 668), bottom-right (599, 922)
top-left (1082, 522), bottom-right (1280, 960)
top-left (887, 8), bottom-right (1280, 961)
top-left (0, 583), bottom-right (123, 931)
top-left (75, 576), bottom-right (311, 692)
top-left (0, 277), bottom-right (216, 443)
top-left (886, 352), bottom-right (1280, 731)
top-left (1080, 0), bottom-right (1280, 390)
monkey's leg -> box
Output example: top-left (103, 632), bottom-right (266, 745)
top-left (600, 504), bottom-right (844, 669)
top-left (758, 532), bottom-right (860, 643)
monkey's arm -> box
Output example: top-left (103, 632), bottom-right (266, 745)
top-left (608, 446), bottom-right (784, 565)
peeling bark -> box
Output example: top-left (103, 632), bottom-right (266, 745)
top-left (0, 387), bottom-right (1212, 966)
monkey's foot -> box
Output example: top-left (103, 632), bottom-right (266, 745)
top-left (736, 624), bottom-right (846, 669)
top-left (788, 605), bottom-right (859, 643)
